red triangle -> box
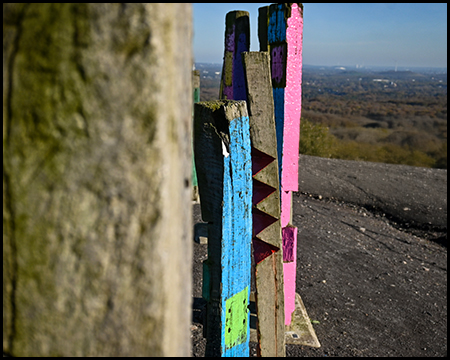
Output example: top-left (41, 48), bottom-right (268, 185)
top-left (253, 179), bottom-right (276, 206)
top-left (252, 238), bottom-right (279, 264)
top-left (252, 147), bottom-right (275, 176)
top-left (253, 208), bottom-right (278, 236)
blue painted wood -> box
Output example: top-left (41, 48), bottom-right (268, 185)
top-left (194, 100), bottom-right (252, 357)
top-left (268, 4), bottom-right (287, 43)
top-left (221, 110), bottom-right (252, 357)
top-left (273, 87), bottom-right (285, 183)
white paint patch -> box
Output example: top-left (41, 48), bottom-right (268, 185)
top-left (222, 141), bottom-right (229, 157)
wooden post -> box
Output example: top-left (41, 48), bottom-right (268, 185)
top-left (192, 70), bottom-right (201, 201)
top-left (243, 51), bottom-right (286, 357)
top-left (194, 100), bottom-right (253, 357)
top-left (219, 11), bottom-right (250, 101)
top-left (3, 3), bottom-right (193, 357)
top-left (193, 69), bottom-right (201, 104)
top-left (258, 3), bottom-right (303, 326)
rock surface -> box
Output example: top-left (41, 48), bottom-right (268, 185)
top-left (298, 155), bottom-right (447, 232)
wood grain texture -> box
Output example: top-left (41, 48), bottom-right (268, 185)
top-left (260, 2), bottom-right (303, 326)
top-left (3, 3), bottom-right (193, 356)
top-left (243, 51), bottom-right (286, 357)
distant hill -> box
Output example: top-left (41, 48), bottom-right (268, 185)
top-left (375, 70), bottom-right (426, 80)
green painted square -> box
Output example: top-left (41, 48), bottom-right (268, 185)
top-left (224, 286), bottom-right (249, 350)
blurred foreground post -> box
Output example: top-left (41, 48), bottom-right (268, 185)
top-left (194, 100), bottom-right (252, 357)
top-left (3, 3), bottom-right (192, 357)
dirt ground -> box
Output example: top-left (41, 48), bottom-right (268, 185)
top-left (191, 155), bottom-right (447, 357)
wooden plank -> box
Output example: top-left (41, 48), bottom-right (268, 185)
top-left (255, 252), bottom-right (285, 356)
top-left (283, 3), bottom-right (303, 191)
top-left (283, 225), bottom-right (298, 324)
top-left (259, 2), bottom-right (304, 326)
top-left (219, 11), bottom-right (250, 101)
top-left (243, 51), bottom-right (286, 357)
top-left (193, 69), bottom-right (201, 102)
top-left (194, 100), bottom-right (252, 357)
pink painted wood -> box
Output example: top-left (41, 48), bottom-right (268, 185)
top-left (282, 3), bottom-right (303, 192)
top-left (282, 226), bottom-right (297, 324)
top-left (282, 4), bottom-right (303, 325)
top-left (260, 3), bottom-right (303, 325)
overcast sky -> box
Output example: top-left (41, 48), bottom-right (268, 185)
top-left (193, 3), bottom-right (447, 68)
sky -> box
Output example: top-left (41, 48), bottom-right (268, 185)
top-left (193, 3), bottom-right (447, 69)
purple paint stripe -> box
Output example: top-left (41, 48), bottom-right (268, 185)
top-left (225, 24), bottom-right (235, 52)
top-left (232, 32), bottom-right (248, 101)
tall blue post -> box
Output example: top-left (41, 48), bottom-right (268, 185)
top-left (194, 100), bottom-right (253, 357)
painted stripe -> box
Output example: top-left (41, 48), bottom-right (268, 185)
top-left (282, 226), bottom-right (296, 263)
top-left (268, 4), bottom-right (286, 43)
top-left (273, 87), bottom-right (285, 182)
top-left (282, 3), bottom-right (303, 191)
top-left (263, 3), bottom-right (303, 327)
top-left (220, 12), bottom-right (250, 101)
top-left (283, 224), bottom-right (297, 325)
top-left (283, 258), bottom-right (297, 325)
top-left (280, 190), bottom-right (292, 228)
top-left (233, 32), bottom-right (248, 101)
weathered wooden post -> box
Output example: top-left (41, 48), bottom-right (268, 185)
top-left (243, 51), bottom-right (286, 357)
top-left (193, 69), bottom-right (201, 104)
top-left (258, 3), bottom-right (303, 326)
top-left (3, 3), bottom-right (192, 357)
top-left (219, 11), bottom-right (250, 101)
top-left (194, 100), bottom-right (253, 357)
top-left (192, 69), bottom-right (201, 201)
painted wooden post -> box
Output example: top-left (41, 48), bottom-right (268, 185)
top-left (219, 11), bottom-right (250, 101)
top-left (194, 100), bottom-right (252, 357)
top-left (243, 51), bottom-right (286, 357)
top-left (259, 3), bottom-right (303, 326)
top-left (193, 69), bottom-right (201, 104)
top-left (192, 70), bottom-right (201, 201)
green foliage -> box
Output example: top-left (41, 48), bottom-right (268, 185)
top-left (299, 117), bottom-right (445, 169)
top-left (299, 118), bottom-right (336, 157)
top-left (197, 64), bottom-right (448, 169)
top-left (332, 141), bottom-right (436, 168)
top-left (431, 142), bottom-right (447, 169)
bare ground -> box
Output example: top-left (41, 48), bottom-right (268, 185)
top-left (191, 155), bottom-right (447, 357)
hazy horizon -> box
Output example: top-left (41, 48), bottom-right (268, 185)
top-left (194, 61), bottom-right (447, 71)
top-left (193, 3), bottom-right (447, 69)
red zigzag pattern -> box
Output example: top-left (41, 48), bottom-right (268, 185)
top-left (252, 147), bottom-right (281, 264)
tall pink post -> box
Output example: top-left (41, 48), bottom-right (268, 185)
top-left (259, 3), bottom-right (303, 326)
